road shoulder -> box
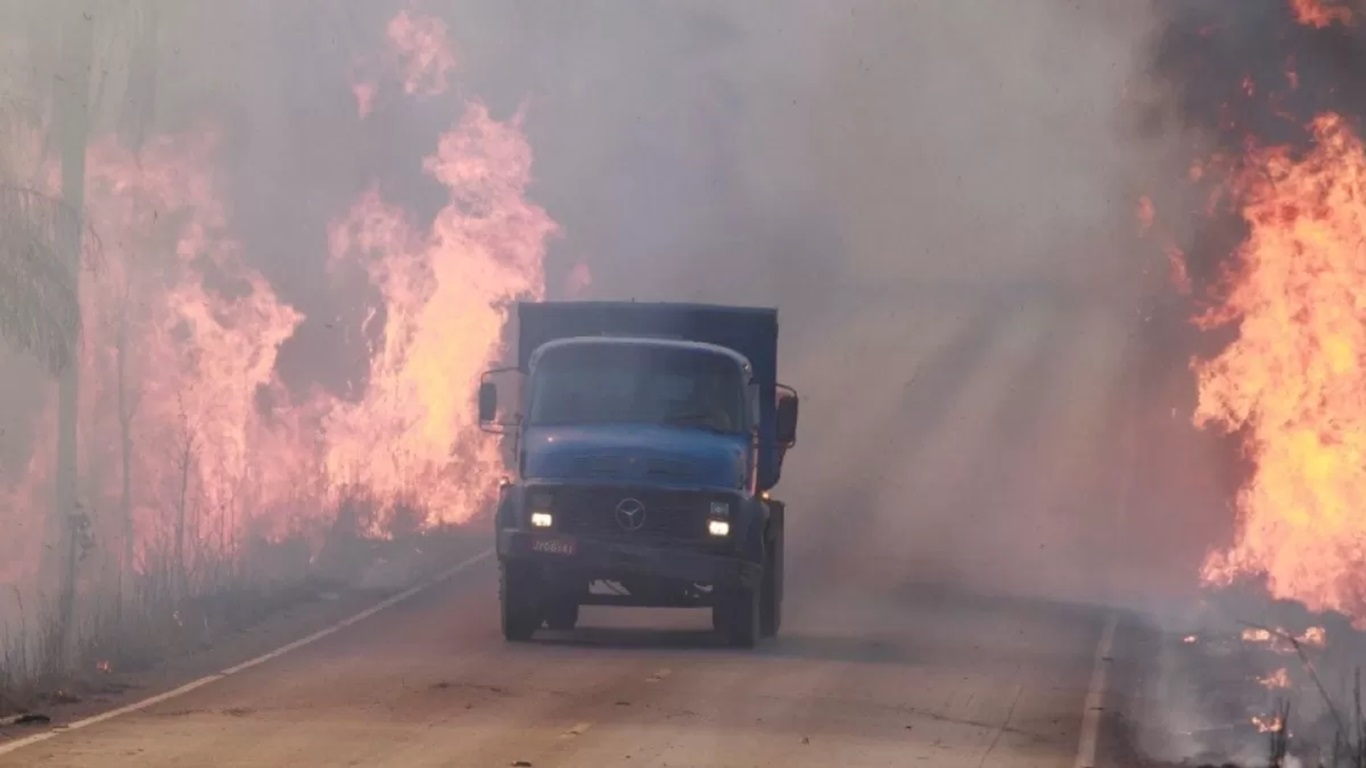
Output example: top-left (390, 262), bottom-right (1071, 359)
top-left (0, 532), bottom-right (490, 746)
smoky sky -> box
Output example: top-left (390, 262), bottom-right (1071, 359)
top-left (0, 0), bottom-right (1195, 598)
top-left (136, 1), bottom-right (1164, 370)
top-left (133, 1), bottom-right (840, 396)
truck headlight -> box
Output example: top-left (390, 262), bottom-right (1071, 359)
top-left (530, 511), bottom-right (554, 528)
top-left (709, 501), bottom-right (730, 518)
top-left (707, 519), bottom-right (731, 537)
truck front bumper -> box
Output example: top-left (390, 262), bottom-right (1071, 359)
top-left (497, 529), bottom-right (762, 591)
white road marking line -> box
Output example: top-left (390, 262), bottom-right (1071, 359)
top-left (645, 668), bottom-right (671, 683)
top-left (0, 547), bottom-right (494, 757)
top-left (978, 682), bottom-right (1025, 767)
top-left (1074, 612), bottom-right (1118, 768)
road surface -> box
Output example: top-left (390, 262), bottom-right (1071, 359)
top-left (0, 299), bottom-right (1145, 767)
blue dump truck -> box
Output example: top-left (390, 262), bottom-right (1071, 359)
top-left (477, 301), bottom-right (798, 648)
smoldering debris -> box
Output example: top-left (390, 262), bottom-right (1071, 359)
top-left (1132, 582), bottom-right (1366, 767)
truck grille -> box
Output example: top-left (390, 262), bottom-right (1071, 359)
top-left (568, 455), bottom-right (699, 483)
top-left (549, 487), bottom-right (709, 540)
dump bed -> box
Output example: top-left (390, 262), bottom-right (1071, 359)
top-left (516, 300), bottom-right (782, 482)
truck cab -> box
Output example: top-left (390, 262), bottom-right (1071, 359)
top-left (478, 301), bottom-right (798, 648)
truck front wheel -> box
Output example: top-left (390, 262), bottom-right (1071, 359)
top-left (761, 502), bottom-right (785, 639)
top-left (760, 547), bottom-right (782, 638)
top-left (500, 562), bottom-right (540, 642)
top-left (717, 582), bottom-right (760, 649)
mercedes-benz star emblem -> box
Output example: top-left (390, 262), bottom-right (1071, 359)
top-left (614, 497), bottom-right (646, 532)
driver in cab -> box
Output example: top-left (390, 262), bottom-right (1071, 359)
top-left (667, 378), bottom-right (735, 433)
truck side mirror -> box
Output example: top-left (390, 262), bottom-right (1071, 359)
top-left (478, 381), bottom-right (498, 423)
top-left (775, 390), bottom-right (798, 446)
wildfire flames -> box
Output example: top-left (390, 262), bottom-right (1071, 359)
top-left (1290, 0), bottom-right (1354, 28)
top-left (1196, 111), bottom-right (1366, 617)
top-left (0, 10), bottom-right (555, 583)
top-left (1258, 668), bottom-right (1291, 689)
top-left (1148, 0), bottom-right (1366, 622)
top-left (1253, 713), bottom-right (1285, 734)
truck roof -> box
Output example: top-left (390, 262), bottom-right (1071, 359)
top-left (515, 301), bottom-right (778, 388)
top-left (529, 335), bottom-right (753, 373)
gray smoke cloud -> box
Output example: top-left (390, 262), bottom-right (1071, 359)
top-left (455, 0), bottom-right (1205, 605)
top-left (179, 0), bottom-right (1199, 600)
top-left (0, 0), bottom-right (1210, 608)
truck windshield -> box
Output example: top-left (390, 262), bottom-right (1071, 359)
top-left (528, 343), bottom-right (746, 434)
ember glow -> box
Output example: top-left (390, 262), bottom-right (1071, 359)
top-left (1258, 668), bottom-right (1291, 689)
top-left (0, 10), bottom-right (552, 580)
top-left (1238, 625), bottom-right (1327, 654)
top-left (1252, 714), bottom-right (1285, 734)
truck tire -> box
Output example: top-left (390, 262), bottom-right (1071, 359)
top-left (500, 562), bottom-right (539, 642)
top-left (719, 583), bottom-right (761, 649)
top-left (760, 543), bottom-right (783, 638)
top-left (760, 501), bottom-right (785, 638)
top-left (544, 598), bottom-right (579, 631)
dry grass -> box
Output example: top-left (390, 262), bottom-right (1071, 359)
top-left (0, 491), bottom-right (470, 718)
top-left (1214, 626), bottom-right (1366, 768)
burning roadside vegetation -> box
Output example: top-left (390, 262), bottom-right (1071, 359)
top-left (0, 6), bottom-right (555, 718)
top-left (1134, 0), bottom-right (1366, 765)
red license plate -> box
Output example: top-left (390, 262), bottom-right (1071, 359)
top-left (529, 537), bottom-right (577, 556)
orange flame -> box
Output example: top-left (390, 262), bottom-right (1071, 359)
top-left (1289, 0), bottom-right (1354, 28)
top-left (1137, 196), bottom-right (1156, 233)
top-left (386, 10), bottom-right (457, 97)
top-left (320, 101), bottom-right (556, 529)
top-left (353, 81), bottom-right (378, 119)
top-left (1136, 196), bottom-right (1193, 295)
top-left (1194, 113), bottom-right (1366, 620)
top-left (1, 10), bottom-right (554, 586)
top-left (1259, 668), bottom-right (1291, 688)
top-left (81, 129), bottom-right (305, 551)
top-left (1252, 713), bottom-right (1284, 733)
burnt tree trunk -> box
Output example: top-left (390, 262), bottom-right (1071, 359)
top-left (48, 0), bottom-right (94, 665)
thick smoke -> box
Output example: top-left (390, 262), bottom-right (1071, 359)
top-left (441, 0), bottom-right (1177, 602)
top-left (177, 1), bottom-right (1177, 599)
top-left (0, 2), bottom-right (1198, 609)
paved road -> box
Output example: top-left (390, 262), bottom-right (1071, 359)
top-left (0, 299), bottom-right (1143, 767)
